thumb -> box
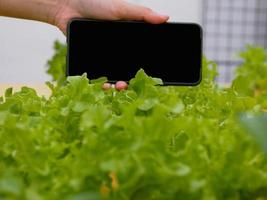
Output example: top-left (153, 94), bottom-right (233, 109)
top-left (117, 1), bottom-right (169, 24)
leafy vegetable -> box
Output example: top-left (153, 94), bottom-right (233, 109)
top-left (47, 41), bottom-right (67, 85)
top-left (0, 43), bottom-right (267, 200)
top-left (240, 114), bottom-right (267, 153)
top-left (232, 46), bottom-right (267, 110)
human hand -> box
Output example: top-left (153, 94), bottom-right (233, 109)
top-left (53, 0), bottom-right (169, 34)
top-left (102, 81), bottom-right (128, 91)
top-left (53, 0), bottom-right (169, 90)
top-left (0, 0), bottom-right (168, 91)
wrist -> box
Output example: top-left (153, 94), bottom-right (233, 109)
top-left (0, 0), bottom-right (62, 25)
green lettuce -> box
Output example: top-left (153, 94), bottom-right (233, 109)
top-left (0, 44), bottom-right (266, 200)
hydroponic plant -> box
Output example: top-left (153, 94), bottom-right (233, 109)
top-left (0, 42), bottom-right (266, 200)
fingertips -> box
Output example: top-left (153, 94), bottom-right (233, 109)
top-left (102, 81), bottom-right (128, 91)
top-left (115, 81), bottom-right (128, 91)
top-left (118, 1), bottom-right (168, 24)
top-left (102, 83), bottom-right (112, 91)
top-left (144, 12), bottom-right (169, 24)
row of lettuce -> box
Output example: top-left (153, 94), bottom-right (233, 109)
top-left (0, 43), bottom-right (266, 199)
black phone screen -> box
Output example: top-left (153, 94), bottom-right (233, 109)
top-left (67, 19), bottom-right (202, 85)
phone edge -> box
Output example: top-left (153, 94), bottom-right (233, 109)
top-left (66, 18), bottom-right (203, 86)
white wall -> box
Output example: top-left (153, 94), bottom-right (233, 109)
top-left (0, 0), bottom-right (202, 83)
top-left (131, 0), bottom-right (202, 23)
top-left (0, 18), bottom-right (65, 84)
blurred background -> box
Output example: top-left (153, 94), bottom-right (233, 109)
top-left (0, 0), bottom-right (266, 84)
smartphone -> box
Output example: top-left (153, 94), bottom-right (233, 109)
top-left (67, 19), bottom-right (202, 85)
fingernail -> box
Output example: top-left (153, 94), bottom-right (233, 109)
top-left (149, 12), bottom-right (169, 21)
top-left (158, 14), bottom-right (169, 19)
top-left (150, 10), bottom-right (168, 16)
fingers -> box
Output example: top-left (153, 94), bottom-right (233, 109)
top-left (55, 0), bottom-right (169, 35)
top-left (117, 1), bottom-right (169, 24)
top-left (144, 11), bottom-right (170, 24)
top-left (102, 83), bottom-right (112, 91)
top-left (102, 81), bottom-right (128, 91)
top-left (115, 81), bottom-right (128, 91)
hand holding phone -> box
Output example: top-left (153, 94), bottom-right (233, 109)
top-left (67, 19), bottom-right (202, 86)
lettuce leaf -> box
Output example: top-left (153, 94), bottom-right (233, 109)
top-left (0, 43), bottom-right (266, 200)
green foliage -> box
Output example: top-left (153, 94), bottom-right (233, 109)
top-left (232, 46), bottom-right (267, 109)
top-left (47, 41), bottom-right (67, 85)
top-left (0, 43), bottom-right (267, 199)
top-left (240, 114), bottom-right (267, 153)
